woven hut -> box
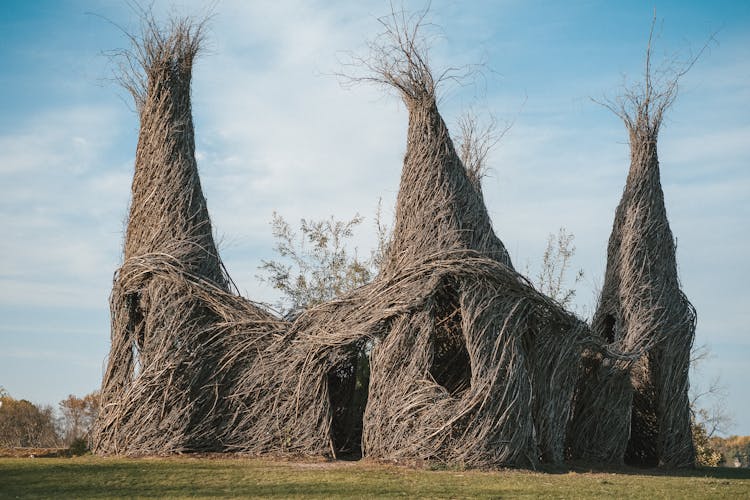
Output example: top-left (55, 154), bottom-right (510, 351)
top-left (94, 16), bottom-right (283, 455)
top-left (338, 10), bottom-right (592, 467)
top-left (568, 35), bottom-right (696, 468)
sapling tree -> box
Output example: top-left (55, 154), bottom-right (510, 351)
top-left (258, 211), bottom-right (388, 317)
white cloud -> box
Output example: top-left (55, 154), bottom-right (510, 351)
top-left (663, 126), bottom-right (750, 168)
top-left (0, 106), bottom-right (131, 308)
top-left (173, 1), bottom-right (410, 298)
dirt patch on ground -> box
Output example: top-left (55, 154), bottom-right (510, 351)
top-left (288, 460), bottom-right (359, 470)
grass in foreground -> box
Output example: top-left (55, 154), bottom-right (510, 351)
top-left (1, 455), bottom-right (749, 499)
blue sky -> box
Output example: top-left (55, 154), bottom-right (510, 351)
top-left (1, 1), bottom-right (748, 435)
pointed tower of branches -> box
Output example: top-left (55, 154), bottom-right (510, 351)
top-left (95, 15), bottom-right (233, 454)
top-left (338, 8), bottom-right (590, 467)
top-left (380, 62), bottom-right (513, 273)
top-left (569, 25), bottom-right (697, 468)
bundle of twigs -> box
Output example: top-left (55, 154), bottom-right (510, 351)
top-left (567, 25), bottom-right (696, 468)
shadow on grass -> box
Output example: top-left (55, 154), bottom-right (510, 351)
top-left (537, 461), bottom-right (750, 480)
top-left (1, 456), bottom-right (748, 499)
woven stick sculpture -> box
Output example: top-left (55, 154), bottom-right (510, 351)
top-left (94, 9), bottom-right (698, 469)
top-left (94, 15), bottom-right (284, 455)
top-left (94, 9), bottom-right (591, 466)
top-left (567, 23), bottom-right (697, 467)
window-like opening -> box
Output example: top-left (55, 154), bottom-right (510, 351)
top-left (126, 292), bottom-right (145, 378)
top-left (602, 314), bottom-right (616, 344)
top-left (328, 342), bottom-right (370, 459)
top-left (131, 343), bottom-right (142, 377)
top-left (429, 285), bottom-right (471, 397)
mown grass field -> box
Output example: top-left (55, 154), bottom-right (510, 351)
top-left (1, 455), bottom-right (749, 499)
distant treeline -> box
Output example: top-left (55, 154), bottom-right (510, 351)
top-left (0, 387), bottom-right (99, 451)
top-left (710, 435), bottom-right (750, 467)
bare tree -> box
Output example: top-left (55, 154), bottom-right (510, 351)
top-left (58, 392), bottom-right (100, 447)
top-left (690, 344), bottom-right (733, 438)
top-left (455, 111), bottom-right (505, 190)
top-left (369, 197), bottom-right (392, 273)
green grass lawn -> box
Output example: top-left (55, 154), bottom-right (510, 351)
top-left (1, 456), bottom-right (749, 499)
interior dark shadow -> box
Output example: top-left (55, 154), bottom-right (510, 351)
top-left (430, 285), bottom-right (472, 397)
top-left (625, 380), bottom-right (659, 467)
top-left (601, 314), bottom-right (616, 344)
top-left (328, 342), bottom-right (370, 460)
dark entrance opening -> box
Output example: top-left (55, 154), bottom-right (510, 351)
top-left (624, 371), bottom-right (659, 467)
top-left (127, 292), bottom-right (145, 377)
top-left (328, 342), bottom-right (370, 459)
top-left (429, 284), bottom-right (471, 397)
top-left (601, 314), bottom-right (616, 343)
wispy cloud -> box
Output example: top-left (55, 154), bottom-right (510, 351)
top-left (0, 105), bottom-right (131, 308)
